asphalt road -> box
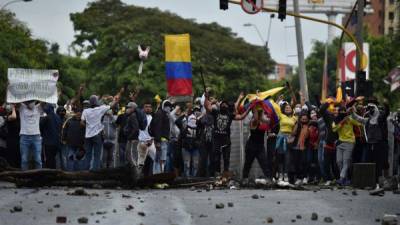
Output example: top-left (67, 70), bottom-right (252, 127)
top-left (0, 182), bottom-right (399, 225)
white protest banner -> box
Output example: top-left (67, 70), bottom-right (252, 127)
top-left (7, 68), bottom-right (59, 104)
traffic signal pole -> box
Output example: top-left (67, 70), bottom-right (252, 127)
top-left (227, 0), bottom-right (364, 95)
top-left (293, 0), bottom-right (309, 101)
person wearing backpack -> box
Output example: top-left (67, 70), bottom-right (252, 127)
top-left (101, 108), bottom-right (118, 168)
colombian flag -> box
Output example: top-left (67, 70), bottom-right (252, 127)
top-left (165, 34), bottom-right (192, 96)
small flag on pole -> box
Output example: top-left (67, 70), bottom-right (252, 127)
top-left (384, 67), bottom-right (400, 92)
top-left (164, 34), bottom-right (192, 96)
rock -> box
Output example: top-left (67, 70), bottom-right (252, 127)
top-left (375, 218), bottom-right (381, 222)
top-left (140, 200), bottom-right (144, 203)
top-left (296, 215), bottom-right (302, 219)
top-left (77, 217), bottom-right (88, 224)
top-left (266, 217), bottom-right (274, 223)
top-left (199, 214), bottom-right (208, 218)
top-left (260, 195), bottom-right (265, 198)
top-left (37, 201), bottom-right (43, 204)
top-left (323, 217), bottom-right (333, 223)
top-left (54, 204), bottom-right (60, 208)
top-left (190, 186), bottom-right (196, 191)
top-left (228, 202), bottom-right (234, 207)
top-left (122, 194), bottom-right (131, 198)
top-left (126, 205), bottom-right (134, 211)
top-left (208, 198), bottom-right (212, 201)
top-left (291, 219), bottom-right (296, 223)
top-left (370, 189), bottom-right (385, 196)
top-left (342, 192), bottom-right (348, 195)
top-left (104, 191), bottom-right (111, 195)
top-left (96, 211), bottom-right (107, 215)
top-left (216, 203), bottom-right (225, 209)
top-left (96, 220), bottom-right (100, 223)
top-left (48, 208), bottom-right (53, 212)
top-left (70, 188), bottom-right (89, 196)
top-left (13, 206), bottom-right (22, 212)
top-left (197, 190), bottom-right (202, 193)
top-left (381, 214), bottom-right (398, 225)
top-left (277, 201), bottom-right (281, 204)
top-left (138, 212), bottom-right (146, 217)
top-left (56, 216), bottom-right (67, 223)
top-left (352, 190), bottom-right (358, 196)
top-left (251, 194), bottom-right (259, 199)
top-left (311, 213), bottom-right (318, 221)
top-left (112, 209), bottom-right (117, 213)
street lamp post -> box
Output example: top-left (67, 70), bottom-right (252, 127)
top-left (243, 23), bottom-right (265, 46)
top-left (1, 0), bottom-right (32, 10)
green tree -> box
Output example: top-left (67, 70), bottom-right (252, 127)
top-left (70, 0), bottom-right (276, 102)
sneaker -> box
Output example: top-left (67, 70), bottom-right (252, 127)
top-left (343, 179), bottom-right (351, 186)
top-left (295, 179), bottom-right (303, 186)
top-left (278, 174), bottom-right (283, 182)
top-left (324, 180), bottom-right (332, 186)
top-left (241, 178), bottom-right (249, 186)
top-left (302, 177), bottom-right (309, 185)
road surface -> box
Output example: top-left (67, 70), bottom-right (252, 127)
top-left (0, 182), bottom-right (399, 225)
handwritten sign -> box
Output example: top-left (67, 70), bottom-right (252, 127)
top-left (7, 68), bottom-right (59, 104)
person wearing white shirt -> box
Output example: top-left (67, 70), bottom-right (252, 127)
top-left (81, 95), bottom-right (119, 170)
top-left (137, 101), bottom-right (155, 176)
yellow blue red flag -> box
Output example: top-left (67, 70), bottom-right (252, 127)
top-left (165, 34), bottom-right (192, 96)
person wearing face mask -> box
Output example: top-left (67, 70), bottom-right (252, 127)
top-left (8, 101), bottom-right (44, 170)
top-left (204, 92), bottom-right (249, 177)
top-left (332, 106), bottom-right (362, 186)
top-left (149, 100), bottom-right (172, 174)
top-left (175, 103), bottom-right (200, 177)
top-left (40, 103), bottom-right (62, 169)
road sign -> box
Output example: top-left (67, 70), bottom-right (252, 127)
top-left (241, 0), bottom-right (263, 14)
top-left (340, 42), bottom-right (369, 81)
top-left (263, 0), bottom-right (356, 14)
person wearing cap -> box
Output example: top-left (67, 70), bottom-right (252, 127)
top-left (149, 100), bottom-right (172, 174)
top-left (81, 94), bottom-right (119, 170)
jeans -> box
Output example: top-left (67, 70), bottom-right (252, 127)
top-left (20, 135), bottom-right (42, 171)
top-left (336, 142), bottom-right (354, 179)
top-left (153, 140), bottom-right (168, 174)
top-left (318, 141), bottom-right (326, 180)
top-left (84, 134), bottom-right (103, 171)
top-left (66, 146), bottom-right (86, 171)
top-left (165, 140), bottom-right (177, 173)
top-left (305, 148), bottom-right (319, 180)
top-left (182, 148), bottom-right (199, 177)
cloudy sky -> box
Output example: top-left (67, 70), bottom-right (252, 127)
top-left (6, 0), bottom-right (344, 66)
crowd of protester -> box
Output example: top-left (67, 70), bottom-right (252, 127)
top-left (0, 85), bottom-right (399, 188)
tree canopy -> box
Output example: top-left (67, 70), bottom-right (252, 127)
top-left (69, 0), bottom-right (276, 102)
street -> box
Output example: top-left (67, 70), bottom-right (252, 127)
top-left (0, 182), bottom-right (399, 225)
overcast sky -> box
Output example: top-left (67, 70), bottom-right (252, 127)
top-left (6, 0), bottom-right (344, 66)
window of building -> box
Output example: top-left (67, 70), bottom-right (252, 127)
top-left (389, 12), bottom-right (395, 20)
top-left (389, 0), bottom-right (395, 5)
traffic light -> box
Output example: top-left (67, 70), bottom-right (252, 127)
top-left (220, 0), bottom-right (228, 10)
top-left (278, 0), bottom-right (287, 21)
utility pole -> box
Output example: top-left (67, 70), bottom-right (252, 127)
top-left (355, 0), bottom-right (364, 95)
top-left (293, 0), bottom-right (309, 101)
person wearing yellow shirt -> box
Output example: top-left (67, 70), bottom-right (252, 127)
top-left (332, 106), bottom-right (362, 186)
top-left (275, 102), bottom-right (297, 182)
